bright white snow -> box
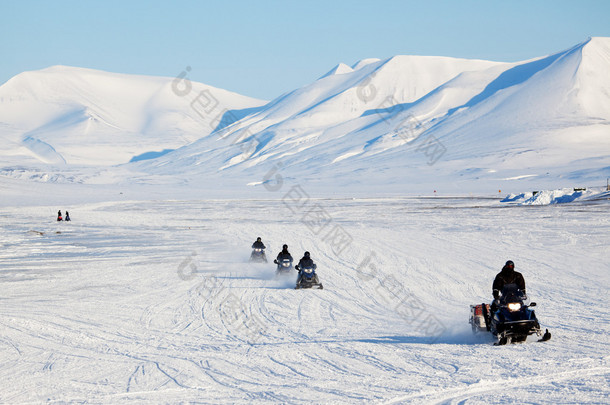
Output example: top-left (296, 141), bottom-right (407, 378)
top-left (1, 38), bottom-right (608, 194)
top-left (1, 38), bottom-right (609, 403)
top-left (502, 187), bottom-right (610, 205)
top-left (0, 192), bottom-right (609, 403)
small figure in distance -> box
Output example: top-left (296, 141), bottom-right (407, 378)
top-left (249, 237), bottom-right (267, 263)
top-left (57, 210), bottom-right (63, 221)
top-left (65, 211), bottom-right (71, 221)
top-left (252, 237), bottom-right (265, 250)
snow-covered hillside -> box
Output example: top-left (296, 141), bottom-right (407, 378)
top-left (0, 38), bottom-right (609, 195)
top-left (137, 37), bottom-right (610, 194)
top-left (0, 66), bottom-right (266, 166)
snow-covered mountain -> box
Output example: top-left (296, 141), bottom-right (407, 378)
top-left (0, 66), bottom-right (267, 166)
top-left (136, 37), bottom-right (610, 193)
top-left (1, 38), bottom-right (609, 194)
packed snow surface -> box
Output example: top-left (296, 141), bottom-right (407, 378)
top-left (1, 193), bottom-right (608, 403)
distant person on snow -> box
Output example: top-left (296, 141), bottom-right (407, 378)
top-left (491, 260), bottom-right (526, 311)
top-left (252, 237), bottom-right (265, 250)
top-left (65, 211), bottom-right (71, 221)
top-left (274, 244), bottom-right (293, 263)
top-left (250, 237), bottom-right (267, 262)
top-left (57, 210), bottom-right (63, 221)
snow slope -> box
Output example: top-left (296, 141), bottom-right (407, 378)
top-left (1, 39), bottom-right (609, 195)
top-left (0, 66), bottom-right (267, 166)
top-left (1, 196), bottom-right (608, 403)
top-left (136, 38), bottom-right (610, 194)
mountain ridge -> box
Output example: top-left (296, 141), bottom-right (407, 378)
top-left (1, 39), bottom-right (609, 193)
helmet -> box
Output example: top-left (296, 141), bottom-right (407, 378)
top-left (505, 260), bottom-right (514, 267)
top-left (283, 244), bottom-right (288, 250)
top-left (304, 251), bottom-right (310, 258)
top-left (257, 237), bottom-right (261, 242)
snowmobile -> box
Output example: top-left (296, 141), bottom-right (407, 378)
top-left (294, 264), bottom-right (323, 290)
top-left (249, 248), bottom-right (267, 263)
top-left (469, 283), bottom-right (551, 345)
top-left (274, 257), bottom-right (294, 275)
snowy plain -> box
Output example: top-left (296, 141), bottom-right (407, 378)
top-left (1, 184), bottom-right (609, 403)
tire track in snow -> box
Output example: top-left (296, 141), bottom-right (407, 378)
top-left (383, 365), bottom-right (610, 404)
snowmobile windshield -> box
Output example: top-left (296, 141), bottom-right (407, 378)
top-left (500, 283), bottom-right (525, 304)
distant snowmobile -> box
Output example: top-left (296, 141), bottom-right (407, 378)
top-left (470, 284), bottom-right (551, 345)
top-left (249, 237), bottom-right (267, 263)
top-left (294, 264), bottom-right (323, 290)
top-left (274, 257), bottom-right (294, 275)
top-left (249, 248), bottom-right (267, 263)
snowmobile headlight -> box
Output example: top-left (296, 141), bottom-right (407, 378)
top-left (255, 248), bottom-right (262, 252)
top-left (282, 262), bottom-right (290, 267)
top-left (304, 268), bottom-right (313, 274)
top-left (507, 302), bottom-right (521, 312)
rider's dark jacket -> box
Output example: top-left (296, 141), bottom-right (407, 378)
top-left (297, 256), bottom-right (316, 270)
top-left (492, 265), bottom-right (526, 297)
top-left (276, 249), bottom-right (293, 261)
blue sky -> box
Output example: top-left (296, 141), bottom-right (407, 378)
top-left (1, 0), bottom-right (609, 100)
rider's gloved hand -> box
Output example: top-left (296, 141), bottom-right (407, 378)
top-left (274, 260), bottom-right (278, 264)
top-left (295, 265), bottom-right (300, 271)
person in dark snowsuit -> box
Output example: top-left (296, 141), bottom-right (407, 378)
top-left (252, 237), bottom-right (265, 250)
top-left (295, 251), bottom-right (318, 285)
top-left (250, 237), bottom-right (267, 262)
top-left (275, 244), bottom-right (293, 262)
top-left (57, 210), bottom-right (63, 221)
top-left (65, 211), bottom-right (71, 221)
top-left (491, 260), bottom-right (526, 312)
top-left (274, 244), bottom-right (294, 271)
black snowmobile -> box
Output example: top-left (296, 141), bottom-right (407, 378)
top-left (274, 257), bottom-right (294, 275)
top-left (294, 264), bottom-right (323, 290)
top-left (249, 248), bottom-right (267, 263)
top-left (470, 284), bottom-right (551, 345)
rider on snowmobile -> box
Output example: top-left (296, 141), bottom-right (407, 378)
top-left (252, 237), bottom-right (266, 250)
top-left (492, 260), bottom-right (526, 311)
top-left (275, 244), bottom-right (293, 262)
top-left (295, 251), bottom-right (317, 284)
top-left (295, 251), bottom-right (316, 271)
